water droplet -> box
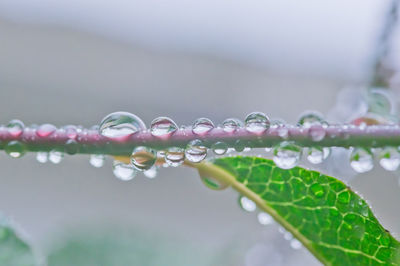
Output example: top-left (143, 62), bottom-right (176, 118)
top-left (290, 239), bottom-right (302, 250)
top-left (283, 232), bottom-right (293, 241)
top-left (150, 117), bottom-right (178, 138)
top-left (36, 152), bottom-right (48, 163)
top-left (99, 112), bottom-right (146, 139)
top-left (199, 169), bottom-right (228, 190)
top-left (277, 126), bottom-right (289, 139)
top-left (257, 212), bottom-right (273, 225)
top-left (234, 140), bottom-right (246, 152)
top-left (245, 112), bottom-right (270, 134)
top-left (6, 119), bottom-right (24, 137)
top-left (309, 125), bottom-right (326, 142)
top-left (368, 88), bottom-right (395, 116)
top-left (192, 118), bottom-right (214, 135)
top-left (5, 141), bottom-right (26, 158)
top-left (239, 196), bottom-right (256, 212)
top-left (185, 139), bottom-right (207, 163)
top-left (273, 141), bottom-right (302, 169)
top-left (212, 142), bottom-right (228, 155)
top-left (144, 166), bottom-right (158, 178)
top-left (307, 147), bottom-right (330, 164)
top-left (165, 147), bottom-right (185, 167)
top-left (222, 118), bottom-right (242, 133)
top-left (49, 150), bottom-right (64, 164)
top-left (350, 148), bottom-right (374, 173)
top-left (37, 124), bottom-right (57, 137)
top-left (112, 160), bottom-right (137, 181)
top-left (131, 146), bottom-right (156, 171)
top-left (90, 154), bottom-right (105, 168)
top-left (65, 139), bottom-right (79, 155)
top-left (298, 111), bottom-right (325, 128)
top-left (378, 147), bottom-right (400, 171)
top-left (62, 125), bottom-right (78, 139)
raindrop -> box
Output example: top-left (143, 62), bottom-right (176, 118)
top-left (6, 119), bottom-right (24, 137)
top-left (36, 152), bottom-right (48, 163)
top-left (273, 141), bottom-right (302, 169)
top-left (257, 212), bottom-right (273, 225)
top-left (277, 126), bottom-right (289, 139)
top-left (65, 139), bottom-right (79, 155)
top-left (290, 239), bottom-right (302, 250)
top-left (222, 118), bottom-right (242, 133)
top-left (99, 112), bottom-right (146, 139)
top-left (368, 88), bottom-right (395, 116)
top-left (63, 125), bottom-right (78, 139)
top-left (144, 166), bottom-right (158, 178)
top-left (90, 154), bottom-right (105, 168)
top-left (131, 146), bottom-right (157, 171)
top-left (199, 170), bottom-right (228, 190)
top-left (185, 139), bottom-right (207, 163)
top-left (234, 140), bottom-right (246, 152)
top-left (298, 111), bottom-right (325, 128)
top-left (192, 118), bottom-right (214, 135)
top-left (239, 196), bottom-right (256, 212)
top-left (37, 124), bottom-right (57, 137)
top-left (212, 142), bottom-right (228, 155)
top-left (307, 147), bottom-right (330, 164)
top-left (165, 147), bottom-right (185, 167)
top-left (112, 160), bottom-right (137, 181)
top-left (378, 147), bottom-right (400, 171)
top-left (350, 148), bottom-right (374, 173)
top-left (49, 150), bottom-right (64, 164)
top-left (5, 141), bottom-right (26, 158)
top-left (150, 117), bottom-right (178, 138)
top-left (245, 112), bottom-right (270, 134)
top-left (283, 232), bottom-right (293, 241)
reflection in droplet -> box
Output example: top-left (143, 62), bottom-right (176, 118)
top-left (307, 147), bottom-right (330, 164)
top-left (37, 124), bottom-right (57, 137)
top-left (212, 142), bottom-right (228, 155)
top-left (144, 166), bottom-right (158, 179)
top-left (185, 139), bottom-right (207, 163)
top-left (5, 141), bottom-right (26, 158)
top-left (150, 117), bottom-right (178, 138)
top-left (99, 112), bottom-right (146, 139)
top-left (49, 150), bottom-right (64, 164)
top-left (36, 152), bottom-right (49, 163)
top-left (165, 147), bottom-right (185, 167)
top-left (7, 119), bottom-right (24, 137)
top-left (222, 118), bottom-right (242, 133)
top-left (90, 154), bottom-right (105, 168)
top-left (297, 111), bottom-right (325, 128)
top-left (192, 118), bottom-right (214, 135)
top-left (378, 147), bottom-right (400, 171)
top-left (257, 212), bottom-right (273, 225)
top-left (245, 112), bottom-right (270, 134)
top-left (350, 148), bottom-right (374, 173)
top-left (273, 141), bottom-right (302, 169)
top-left (112, 160), bottom-right (137, 181)
top-left (290, 239), bottom-right (302, 250)
top-left (131, 146), bottom-right (157, 171)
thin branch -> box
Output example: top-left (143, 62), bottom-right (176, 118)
top-left (1, 124), bottom-right (400, 156)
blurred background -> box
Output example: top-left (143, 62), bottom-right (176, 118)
top-left (0, 0), bottom-right (400, 265)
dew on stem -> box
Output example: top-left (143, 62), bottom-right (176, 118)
top-left (90, 154), bottom-right (105, 168)
top-left (307, 147), bottom-right (330, 164)
top-left (239, 196), bottom-right (256, 212)
top-left (350, 148), bottom-right (374, 173)
top-left (185, 139), bottom-right (207, 163)
top-left (6, 119), bottom-right (24, 137)
top-left (131, 146), bottom-right (157, 171)
top-left (99, 112), bottom-right (145, 139)
top-left (150, 117), bottom-right (177, 138)
top-left (112, 160), bottom-right (137, 181)
top-left (37, 124), bottom-right (57, 137)
top-left (378, 147), bottom-right (400, 171)
top-left (165, 147), bottom-right (185, 167)
top-left (192, 118), bottom-right (214, 135)
top-left (36, 152), bottom-right (49, 163)
top-left (273, 141), bottom-right (302, 169)
top-left (212, 141), bottom-right (228, 155)
top-left (245, 112), bottom-right (270, 134)
top-left (49, 150), bottom-right (64, 164)
top-left (222, 118), bottom-right (242, 133)
top-left (5, 141), bottom-right (26, 158)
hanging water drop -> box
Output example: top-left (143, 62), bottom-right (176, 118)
top-left (350, 148), bottom-right (374, 173)
top-left (192, 118), bottom-right (214, 135)
top-left (144, 166), bottom-right (158, 178)
top-left (49, 150), bottom-right (64, 164)
top-left (297, 111), bottom-right (325, 128)
top-left (199, 169), bottom-right (228, 190)
top-left (150, 117), bottom-right (178, 138)
top-left (257, 212), bottom-right (273, 225)
top-left (378, 147), bottom-right (400, 171)
top-left (5, 141), bottom-right (26, 158)
top-left (65, 139), bottom-right (79, 155)
top-left (112, 160), bottom-right (137, 181)
top-left (222, 118), bottom-right (242, 133)
top-left (90, 154), bottom-right (105, 168)
top-left (309, 124), bottom-right (326, 142)
top-left (37, 124), bottom-right (57, 137)
top-left (185, 139), bottom-right (207, 163)
top-left (131, 146), bottom-right (157, 171)
top-left (245, 112), bottom-right (270, 134)
top-left (307, 147), bottom-right (330, 164)
top-left (212, 142), bottom-right (228, 155)
top-left (239, 196), bottom-right (256, 212)
top-left (6, 119), bottom-right (24, 137)
top-left (165, 147), bottom-right (185, 167)
top-left (277, 126), bottom-right (289, 139)
top-left (62, 125), bottom-right (78, 139)
top-left (290, 239), bottom-right (302, 250)
top-left (99, 112), bottom-right (146, 139)
top-left (234, 140), bottom-right (246, 152)
top-left (273, 141), bottom-right (302, 169)
top-left (36, 152), bottom-right (48, 163)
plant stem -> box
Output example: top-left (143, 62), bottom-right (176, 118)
top-left (1, 124), bottom-right (400, 156)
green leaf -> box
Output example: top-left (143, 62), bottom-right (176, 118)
top-left (0, 221), bottom-right (37, 266)
top-left (194, 156), bottom-right (400, 265)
